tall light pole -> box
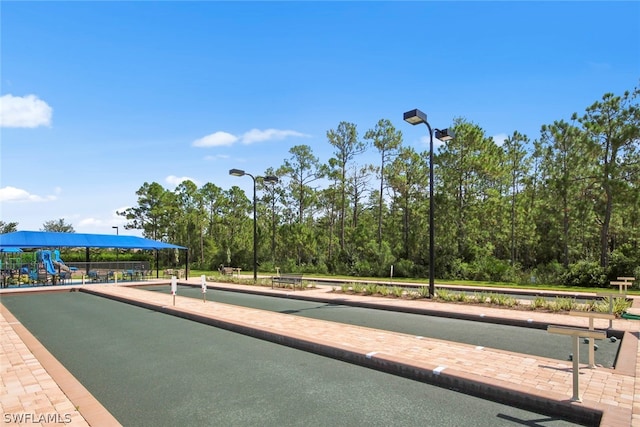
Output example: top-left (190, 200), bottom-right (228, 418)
top-left (229, 168), bottom-right (279, 282)
top-left (112, 226), bottom-right (119, 279)
top-left (403, 109), bottom-right (454, 298)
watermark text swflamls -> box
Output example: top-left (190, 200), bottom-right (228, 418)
top-left (4, 412), bottom-right (73, 424)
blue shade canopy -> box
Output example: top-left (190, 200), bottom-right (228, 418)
top-left (0, 231), bottom-right (186, 250)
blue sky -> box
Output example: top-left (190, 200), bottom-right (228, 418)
top-left (1, 1), bottom-right (639, 236)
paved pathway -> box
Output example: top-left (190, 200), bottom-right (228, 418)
top-left (2, 279), bottom-right (640, 426)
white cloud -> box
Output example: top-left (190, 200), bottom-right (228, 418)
top-left (76, 208), bottom-right (133, 233)
top-left (240, 128), bottom-right (309, 144)
top-left (204, 154), bottom-right (230, 161)
top-left (192, 131), bottom-right (238, 147)
top-left (493, 133), bottom-right (508, 146)
top-left (78, 217), bottom-right (103, 227)
top-left (0, 94), bottom-right (53, 128)
top-left (0, 186), bottom-right (56, 202)
top-left (193, 128), bottom-right (308, 148)
top-left (165, 175), bottom-right (199, 187)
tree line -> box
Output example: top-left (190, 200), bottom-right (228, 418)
top-left (117, 86), bottom-right (639, 286)
top-left (4, 87), bottom-right (638, 287)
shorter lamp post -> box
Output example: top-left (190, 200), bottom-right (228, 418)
top-left (229, 168), bottom-right (279, 282)
top-left (403, 108), bottom-right (454, 298)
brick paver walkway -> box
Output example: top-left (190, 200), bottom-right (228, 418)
top-left (2, 279), bottom-right (640, 426)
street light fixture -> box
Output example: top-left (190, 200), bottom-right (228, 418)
top-left (229, 168), bottom-right (279, 282)
top-left (403, 108), bottom-right (454, 298)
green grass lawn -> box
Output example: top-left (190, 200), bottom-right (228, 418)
top-left (187, 269), bottom-right (637, 296)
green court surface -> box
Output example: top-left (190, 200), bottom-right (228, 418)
top-left (2, 292), bottom-right (583, 426)
top-left (144, 284), bottom-right (621, 368)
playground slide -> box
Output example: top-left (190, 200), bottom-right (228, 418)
top-left (40, 250), bottom-right (57, 275)
top-left (53, 250), bottom-right (72, 272)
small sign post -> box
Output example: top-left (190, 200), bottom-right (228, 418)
top-left (201, 275), bottom-right (207, 303)
top-left (171, 276), bottom-right (177, 306)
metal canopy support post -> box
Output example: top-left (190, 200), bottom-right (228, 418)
top-left (186, 249), bottom-right (190, 279)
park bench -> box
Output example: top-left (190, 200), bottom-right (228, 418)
top-left (87, 270), bottom-right (113, 283)
top-left (271, 273), bottom-right (304, 290)
top-left (610, 279), bottom-right (634, 293)
top-left (164, 269), bottom-right (185, 279)
top-left (220, 267), bottom-right (241, 277)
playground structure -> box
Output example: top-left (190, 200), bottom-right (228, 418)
top-left (1, 249), bottom-right (153, 288)
top-left (0, 231), bottom-right (186, 287)
top-left (1, 250), bottom-right (76, 287)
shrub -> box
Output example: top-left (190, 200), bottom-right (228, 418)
top-left (417, 286), bottom-right (430, 298)
top-left (364, 283), bottom-right (378, 295)
top-left (406, 290), bottom-right (421, 299)
top-left (436, 288), bottom-right (452, 301)
top-left (469, 257), bottom-right (515, 282)
top-left (562, 261), bottom-right (606, 288)
top-left (474, 292), bottom-right (491, 304)
top-left (594, 296), bottom-right (631, 315)
top-left (488, 293), bottom-right (501, 305)
top-left (353, 260), bottom-right (373, 277)
top-left (392, 286), bottom-right (404, 298)
top-left (613, 297), bottom-right (632, 315)
top-left (501, 295), bottom-right (519, 307)
top-left (487, 293), bottom-right (518, 307)
top-left (607, 246), bottom-right (639, 282)
top-left (393, 259), bottom-right (417, 278)
top-left (531, 262), bottom-right (565, 286)
top-left (445, 258), bottom-right (470, 280)
top-left (453, 292), bottom-right (470, 303)
top-left (595, 297), bottom-right (612, 313)
top-left (548, 297), bottom-right (577, 312)
top-left (581, 299), bottom-right (598, 312)
top-left (530, 296), bottom-right (547, 310)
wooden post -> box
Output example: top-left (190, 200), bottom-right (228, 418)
top-left (547, 326), bottom-right (606, 401)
